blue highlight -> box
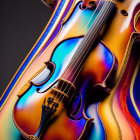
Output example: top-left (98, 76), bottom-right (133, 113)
top-left (103, 46), bottom-right (113, 69)
top-left (16, 86), bottom-right (37, 110)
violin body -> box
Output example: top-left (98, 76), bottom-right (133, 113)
top-left (0, 0), bottom-right (140, 139)
top-left (13, 39), bottom-right (117, 139)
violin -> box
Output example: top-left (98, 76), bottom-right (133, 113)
top-left (0, 0), bottom-right (140, 139)
top-left (13, 0), bottom-right (118, 139)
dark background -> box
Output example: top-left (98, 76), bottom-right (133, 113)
top-left (0, 0), bottom-right (52, 96)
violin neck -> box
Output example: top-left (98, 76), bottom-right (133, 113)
top-left (61, 0), bottom-right (116, 83)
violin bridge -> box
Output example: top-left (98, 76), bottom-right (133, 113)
top-left (56, 79), bottom-right (76, 97)
top-left (51, 88), bottom-right (69, 101)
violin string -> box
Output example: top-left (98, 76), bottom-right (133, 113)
top-left (58, 0), bottom-right (112, 104)
top-left (51, 0), bottom-right (102, 101)
top-left (51, 0), bottom-right (111, 105)
top-left (59, 1), bottom-right (112, 104)
top-left (57, 0), bottom-right (110, 104)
